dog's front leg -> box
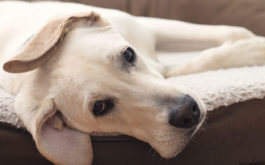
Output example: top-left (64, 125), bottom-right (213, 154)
top-left (137, 17), bottom-right (255, 51)
top-left (164, 37), bottom-right (265, 77)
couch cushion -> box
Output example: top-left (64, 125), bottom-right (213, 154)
top-left (30, 0), bottom-right (265, 36)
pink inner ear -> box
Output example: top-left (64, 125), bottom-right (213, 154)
top-left (38, 123), bottom-right (92, 165)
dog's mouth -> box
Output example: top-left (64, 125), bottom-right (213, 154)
top-left (150, 134), bottom-right (189, 159)
top-left (149, 114), bottom-right (206, 159)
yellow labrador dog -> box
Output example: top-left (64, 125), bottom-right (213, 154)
top-left (1, 1), bottom-right (265, 164)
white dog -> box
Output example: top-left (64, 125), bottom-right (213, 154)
top-left (0, 1), bottom-right (264, 165)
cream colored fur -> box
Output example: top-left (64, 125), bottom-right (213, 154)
top-left (0, 1), bottom-right (264, 165)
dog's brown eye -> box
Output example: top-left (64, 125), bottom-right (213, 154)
top-left (92, 100), bottom-right (114, 116)
top-left (93, 101), bottom-right (106, 116)
top-left (123, 47), bottom-right (136, 63)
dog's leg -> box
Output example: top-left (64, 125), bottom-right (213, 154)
top-left (137, 17), bottom-right (255, 51)
top-left (164, 37), bottom-right (265, 77)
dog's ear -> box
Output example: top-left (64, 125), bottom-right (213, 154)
top-left (3, 12), bottom-right (106, 73)
top-left (15, 93), bottom-right (92, 165)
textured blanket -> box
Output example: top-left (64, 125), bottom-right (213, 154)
top-left (1, 54), bottom-right (265, 128)
top-left (169, 66), bottom-right (265, 110)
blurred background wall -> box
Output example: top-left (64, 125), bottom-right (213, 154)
top-left (27, 0), bottom-right (265, 36)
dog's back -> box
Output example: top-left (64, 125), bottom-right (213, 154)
top-left (0, 1), bottom-right (96, 93)
top-left (0, 1), bottom-right (91, 60)
top-left (0, 1), bottom-right (153, 62)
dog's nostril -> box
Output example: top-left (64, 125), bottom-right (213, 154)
top-left (169, 94), bottom-right (201, 129)
top-left (192, 104), bottom-right (200, 121)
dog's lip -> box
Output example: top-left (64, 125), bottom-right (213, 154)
top-left (185, 126), bottom-right (197, 136)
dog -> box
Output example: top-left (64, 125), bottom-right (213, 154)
top-left (1, 1), bottom-right (265, 164)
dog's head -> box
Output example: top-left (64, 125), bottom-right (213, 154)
top-left (4, 12), bottom-right (206, 164)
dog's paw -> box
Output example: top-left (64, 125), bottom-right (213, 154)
top-left (221, 26), bottom-right (255, 43)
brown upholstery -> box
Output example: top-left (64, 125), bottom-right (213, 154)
top-left (30, 0), bottom-right (265, 36)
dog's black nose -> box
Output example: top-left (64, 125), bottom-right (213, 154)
top-left (169, 94), bottom-right (201, 128)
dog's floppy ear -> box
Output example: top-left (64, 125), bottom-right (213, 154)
top-left (15, 92), bottom-right (92, 165)
top-left (3, 12), bottom-right (105, 73)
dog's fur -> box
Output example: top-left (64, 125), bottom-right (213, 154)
top-left (0, 1), bottom-right (265, 165)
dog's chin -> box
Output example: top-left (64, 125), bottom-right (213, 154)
top-left (150, 123), bottom-right (204, 159)
top-left (153, 140), bottom-right (188, 159)
top-left (146, 132), bottom-right (191, 159)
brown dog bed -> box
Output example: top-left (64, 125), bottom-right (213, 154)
top-left (1, 98), bottom-right (265, 165)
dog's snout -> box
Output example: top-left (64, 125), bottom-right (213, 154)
top-left (169, 94), bottom-right (201, 128)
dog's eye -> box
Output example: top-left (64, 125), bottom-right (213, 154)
top-left (92, 100), bottom-right (114, 116)
top-left (123, 47), bottom-right (136, 63)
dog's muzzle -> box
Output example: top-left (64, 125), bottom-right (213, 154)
top-left (169, 94), bottom-right (201, 128)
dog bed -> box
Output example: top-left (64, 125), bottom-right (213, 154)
top-left (1, 52), bottom-right (265, 165)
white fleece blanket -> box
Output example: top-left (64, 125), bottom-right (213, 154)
top-left (1, 52), bottom-right (265, 128)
